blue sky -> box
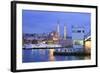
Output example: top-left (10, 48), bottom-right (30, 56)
top-left (22, 10), bottom-right (91, 36)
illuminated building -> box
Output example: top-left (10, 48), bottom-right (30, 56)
top-left (49, 31), bottom-right (59, 44)
top-left (72, 26), bottom-right (85, 52)
top-left (85, 37), bottom-right (91, 53)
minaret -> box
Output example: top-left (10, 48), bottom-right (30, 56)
top-left (64, 25), bottom-right (67, 40)
top-left (57, 20), bottom-right (60, 37)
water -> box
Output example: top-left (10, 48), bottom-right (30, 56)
top-left (22, 48), bottom-right (90, 63)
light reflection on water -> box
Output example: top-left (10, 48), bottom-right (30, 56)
top-left (22, 49), bottom-right (90, 63)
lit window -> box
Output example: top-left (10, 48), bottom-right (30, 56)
top-left (73, 40), bottom-right (84, 45)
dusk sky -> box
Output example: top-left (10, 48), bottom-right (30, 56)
top-left (22, 10), bottom-right (91, 36)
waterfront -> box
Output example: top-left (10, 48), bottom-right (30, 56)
top-left (22, 48), bottom-right (90, 63)
top-left (22, 10), bottom-right (91, 63)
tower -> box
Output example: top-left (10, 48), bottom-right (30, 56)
top-left (57, 20), bottom-right (60, 37)
top-left (64, 25), bottom-right (67, 40)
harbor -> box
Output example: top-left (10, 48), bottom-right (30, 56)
top-left (22, 10), bottom-right (91, 63)
top-left (22, 24), bottom-right (91, 63)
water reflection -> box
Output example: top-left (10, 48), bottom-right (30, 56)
top-left (22, 48), bottom-right (90, 63)
top-left (49, 49), bottom-right (55, 61)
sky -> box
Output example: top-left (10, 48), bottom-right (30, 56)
top-left (22, 10), bottom-right (91, 36)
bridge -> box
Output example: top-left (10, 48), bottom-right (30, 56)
top-left (84, 31), bottom-right (91, 41)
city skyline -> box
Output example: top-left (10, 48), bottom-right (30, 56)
top-left (22, 10), bottom-right (91, 63)
top-left (22, 10), bottom-right (91, 36)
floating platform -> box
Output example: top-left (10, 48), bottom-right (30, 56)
top-left (53, 51), bottom-right (90, 56)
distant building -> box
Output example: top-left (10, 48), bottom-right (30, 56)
top-left (72, 26), bottom-right (85, 52)
top-left (59, 37), bottom-right (73, 48)
top-left (48, 31), bottom-right (60, 44)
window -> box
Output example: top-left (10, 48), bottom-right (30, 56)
top-left (77, 30), bottom-right (81, 33)
top-left (73, 40), bottom-right (84, 45)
